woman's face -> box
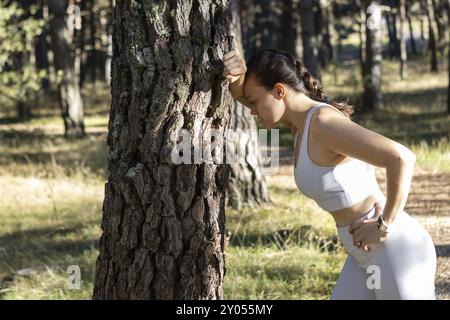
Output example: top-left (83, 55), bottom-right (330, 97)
top-left (243, 75), bottom-right (286, 129)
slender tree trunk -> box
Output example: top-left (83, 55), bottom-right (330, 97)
top-left (78, 0), bottom-right (87, 88)
top-left (433, 0), bottom-right (446, 64)
top-left (322, 0), bottom-right (338, 83)
top-left (104, 0), bottom-right (114, 86)
top-left (89, 0), bottom-right (98, 85)
top-left (15, 0), bottom-right (32, 120)
top-left (358, 0), bottom-right (367, 86)
top-left (425, 0), bottom-right (438, 71)
top-left (399, 0), bottom-right (408, 79)
top-left (300, 0), bottom-right (320, 79)
top-left (385, 7), bottom-right (399, 58)
top-left (227, 0), bottom-right (269, 210)
top-left (280, 0), bottom-right (295, 55)
top-left (35, 0), bottom-right (50, 89)
top-left (407, 4), bottom-right (417, 55)
top-left (293, 1), bottom-right (303, 61)
top-left (48, 0), bottom-right (85, 138)
top-left (93, 0), bottom-right (234, 300)
top-left (363, 0), bottom-right (383, 111)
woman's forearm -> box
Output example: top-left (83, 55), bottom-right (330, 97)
top-left (228, 74), bottom-right (245, 99)
top-left (382, 152), bottom-right (416, 225)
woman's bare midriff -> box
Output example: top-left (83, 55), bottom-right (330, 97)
top-left (328, 194), bottom-right (382, 228)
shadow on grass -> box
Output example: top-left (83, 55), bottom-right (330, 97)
top-left (0, 128), bottom-right (108, 177)
top-left (0, 223), bottom-right (100, 298)
top-left (228, 226), bottom-right (340, 253)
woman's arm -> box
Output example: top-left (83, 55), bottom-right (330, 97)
top-left (313, 107), bottom-right (416, 225)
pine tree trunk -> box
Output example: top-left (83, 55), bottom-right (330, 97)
top-left (48, 0), bottom-right (85, 138)
top-left (227, 0), bottom-right (269, 210)
top-left (93, 0), bottom-right (234, 300)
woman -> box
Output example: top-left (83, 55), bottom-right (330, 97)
top-left (222, 48), bottom-right (437, 300)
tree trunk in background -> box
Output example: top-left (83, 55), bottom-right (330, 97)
top-left (321, 0), bottom-right (338, 83)
top-left (300, 0), bottom-right (320, 79)
top-left (407, 4), bottom-right (417, 55)
top-left (104, 0), bottom-right (114, 86)
top-left (280, 0), bottom-right (295, 55)
top-left (254, 0), bottom-right (273, 50)
top-left (48, 0), bottom-right (85, 138)
top-left (93, 0), bottom-right (234, 300)
top-left (15, 0), bottom-right (32, 120)
top-left (399, 0), bottom-right (408, 79)
top-left (385, 6), bottom-right (399, 58)
top-left (425, 0), bottom-right (438, 71)
top-left (227, 0), bottom-right (269, 210)
top-left (89, 0), bottom-right (98, 85)
top-left (35, 0), bottom-right (50, 89)
top-left (293, 1), bottom-right (303, 61)
top-left (358, 0), bottom-right (367, 88)
top-left (363, 0), bottom-right (383, 111)
top-left (433, 0), bottom-right (446, 65)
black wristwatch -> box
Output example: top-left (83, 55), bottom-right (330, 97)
top-left (376, 214), bottom-right (391, 233)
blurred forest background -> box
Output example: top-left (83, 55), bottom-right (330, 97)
top-left (0, 0), bottom-right (450, 299)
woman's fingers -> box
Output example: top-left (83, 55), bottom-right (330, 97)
top-left (224, 66), bottom-right (245, 76)
top-left (225, 61), bottom-right (241, 70)
top-left (224, 56), bottom-right (240, 66)
top-left (223, 50), bottom-right (236, 60)
top-left (349, 220), bottom-right (363, 235)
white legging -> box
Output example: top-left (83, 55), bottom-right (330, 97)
top-left (331, 200), bottom-right (437, 300)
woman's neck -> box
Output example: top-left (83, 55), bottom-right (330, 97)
top-left (280, 91), bottom-right (321, 130)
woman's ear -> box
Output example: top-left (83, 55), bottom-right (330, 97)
top-left (273, 83), bottom-right (285, 99)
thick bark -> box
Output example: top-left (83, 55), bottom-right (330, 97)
top-left (48, 0), bottom-right (85, 138)
top-left (299, 0), bottom-right (320, 79)
top-left (362, 0), bottom-right (383, 111)
top-left (93, 0), bottom-right (234, 300)
top-left (399, 0), bottom-right (408, 79)
top-left (227, 0), bottom-right (269, 210)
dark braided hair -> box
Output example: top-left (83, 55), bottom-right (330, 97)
top-left (244, 48), bottom-right (354, 119)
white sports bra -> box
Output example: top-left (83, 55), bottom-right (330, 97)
top-left (293, 103), bottom-right (385, 212)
